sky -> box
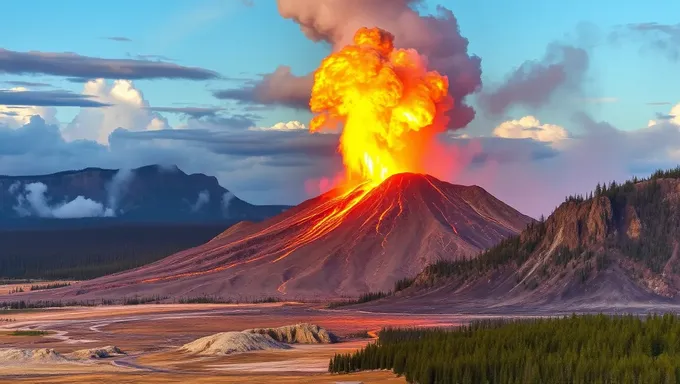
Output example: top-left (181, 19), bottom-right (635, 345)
top-left (0, 0), bottom-right (679, 218)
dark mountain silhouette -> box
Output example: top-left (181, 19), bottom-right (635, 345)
top-left (28, 173), bottom-right (532, 301)
top-left (0, 164), bottom-right (289, 227)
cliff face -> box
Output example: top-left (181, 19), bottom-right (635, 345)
top-left (0, 164), bottom-right (288, 226)
top-left (381, 176), bottom-right (680, 312)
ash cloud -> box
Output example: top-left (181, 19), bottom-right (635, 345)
top-left (215, 0), bottom-right (482, 129)
top-left (614, 23), bottom-right (680, 61)
top-left (0, 48), bottom-right (219, 80)
top-left (213, 66), bottom-right (312, 110)
top-left (478, 44), bottom-right (589, 116)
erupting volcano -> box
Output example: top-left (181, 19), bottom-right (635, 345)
top-left (309, 27), bottom-right (453, 187)
top-left (30, 28), bottom-right (533, 301)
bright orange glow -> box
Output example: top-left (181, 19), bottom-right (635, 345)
top-left (310, 27), bottom-right (453, 188)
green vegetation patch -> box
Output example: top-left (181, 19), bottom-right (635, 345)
top-left (9, 330), bottom-right (49, 336)
top-left (330, 314), bottom-right (680, 384)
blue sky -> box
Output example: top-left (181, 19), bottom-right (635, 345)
top-left (1, 0), bottom-right (677, 129)
top-left (0, 0), bottom-right (679, 217)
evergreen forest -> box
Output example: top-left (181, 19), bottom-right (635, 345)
top-left (330, 314), bottom-right (680, 384)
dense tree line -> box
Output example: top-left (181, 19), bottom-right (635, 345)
top-left (330, 314), bottom-right (680, 384)
top-left (30, 282), bottom-right (71, 291)
top-left (0, 223), bottom-right (230, 280)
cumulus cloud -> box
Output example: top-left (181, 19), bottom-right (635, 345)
top-left (646, 102), bottom-right (680, 127)
top-left (493, 116), bottom-right (569, 143)
top-left (0, 48), bottom-right (219, 80)
top-left (248, 120), bottom-right (306, 131)
top-left (454, 112), bottom-right (680, 218)
top-left (190, 190), bottom-right (210, 212)
top-left (479, 44), bottom-right (589, 116)
top-left (216, 0), bottom-right (482, 129)
top-left (63, 79), bottom-right (169, 144)
top-left (13, 182), bottom-right (113, 219)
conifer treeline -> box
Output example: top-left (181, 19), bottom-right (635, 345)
top-left (329, 314), bottom-right (680, 384)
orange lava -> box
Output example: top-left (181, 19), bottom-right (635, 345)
top-left (310, 27), bottom-right (453, 188)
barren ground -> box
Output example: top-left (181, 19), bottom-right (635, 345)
top-left (0, 302), bottom-right (485, 383)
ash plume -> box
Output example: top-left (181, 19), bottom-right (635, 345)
top-left (479, 44), bottom-right (589, 116)
top-left (216, 0), bottom-right (482, 129)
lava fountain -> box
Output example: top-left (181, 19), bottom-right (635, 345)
top-left (309, 27), bottom-right (454, 189)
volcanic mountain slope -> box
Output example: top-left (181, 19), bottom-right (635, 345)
top-left (0, 164), bottom-right (288, 227)
top-left (372, 168), bottom-right (680, 313)
top-left (43, 173), bottom-right (532, 300)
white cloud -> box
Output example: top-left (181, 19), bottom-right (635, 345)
top-left (62, 79), bottom-right (169, 144)
top-left (493, 116), bottom-right (569, 143)
top-left (647, 102), bottom-right (679, 127)
top-left (248, 120), bottom-right (307, 131)
top-left (13, 182), bottom-right (113, 219)
top-left (190, 190), bottom-right (210, 212)
top-left (0, 87), bottom-right (58, 129)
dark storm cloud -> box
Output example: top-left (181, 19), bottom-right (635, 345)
top-left (3, 80), bottom-right (52, 88)
top-left (0, 89), bottom-right (110, 107)
top-left (0, 48), bottom-right (219, 80)
top-left (109, 128), bottom-right (339, 158)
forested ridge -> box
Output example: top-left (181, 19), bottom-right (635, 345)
top-left (330, 314), bottom-right (680, 384)
top-left (416, 166), bottom-right (680, 287)
top-left (0, 223), bottom-right (230, 280)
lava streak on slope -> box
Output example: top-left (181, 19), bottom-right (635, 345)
top-left (309, 27), bottom-right (454, 188)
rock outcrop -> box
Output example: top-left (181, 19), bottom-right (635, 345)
top-left (180, 332), bottom-right (291, 356)
top-left (244, 323), bottom-right (337, 344)
top-left (68, 346), bottom-right (125, 359)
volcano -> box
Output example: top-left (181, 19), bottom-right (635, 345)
top-left (42, 173), bottom-right (532, 300)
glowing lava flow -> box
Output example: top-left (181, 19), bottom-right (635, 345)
top-left (309, 27), bottom-right (453, 187)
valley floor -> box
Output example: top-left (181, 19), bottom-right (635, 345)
top-left (0, 303), bottom-right (483, 383)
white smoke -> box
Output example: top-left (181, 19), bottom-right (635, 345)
top-left (106, 168), bottom-right (135, 215)
top-left (13, 182), bottom-right (113, 219)
top-left (190, 190), bottom-right (210, 213)
top-left (221, 191), bottom-right (235, 217)
top-left (7, 181), bottom-right (20, 194)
